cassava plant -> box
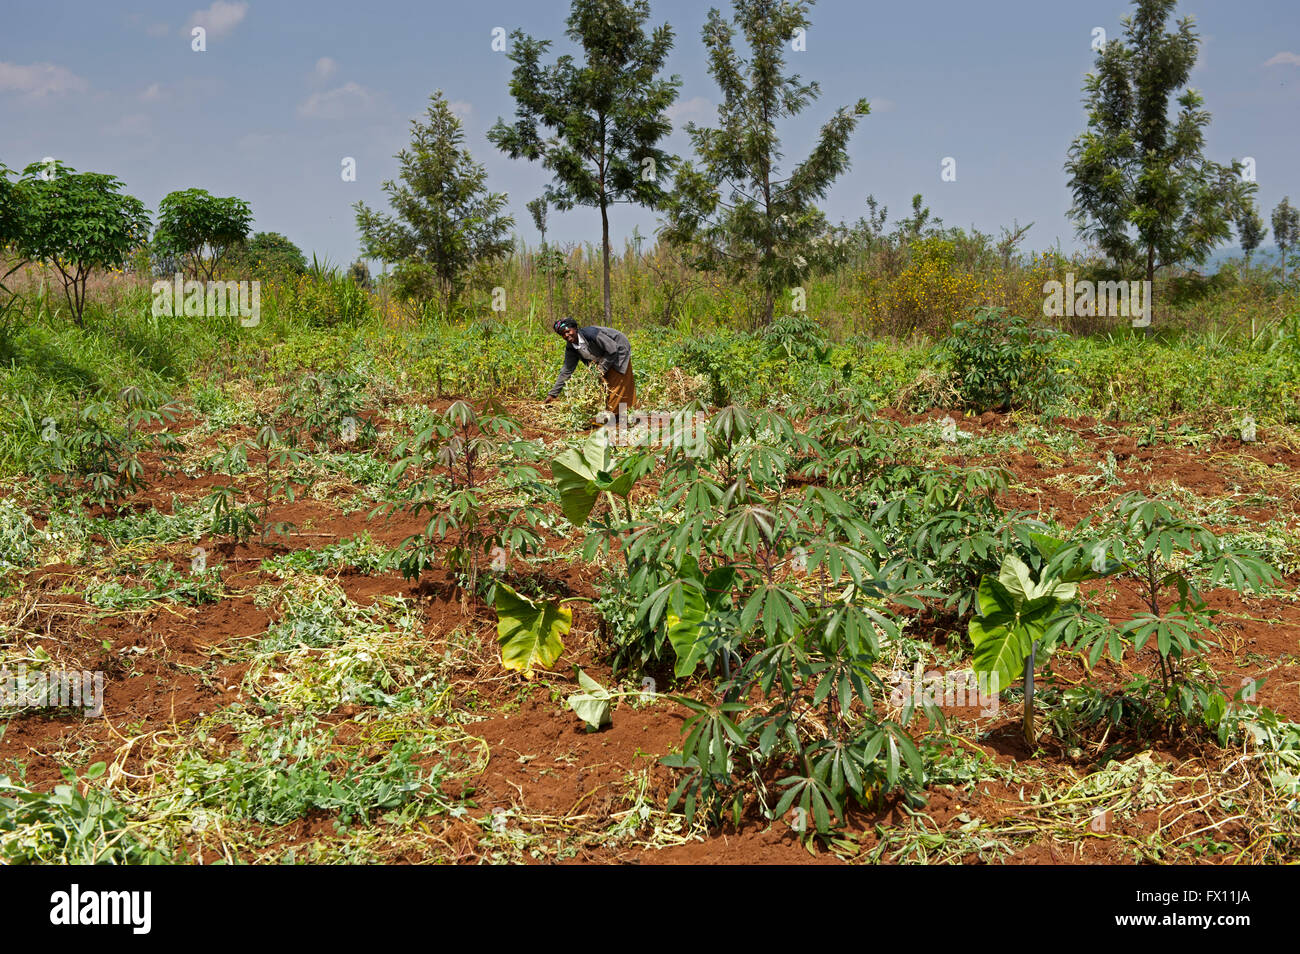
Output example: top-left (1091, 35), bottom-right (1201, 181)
top-left (380, 401), bottom-right (547, 605)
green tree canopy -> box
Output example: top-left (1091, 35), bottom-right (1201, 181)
top-left (355, 91), bottom-right (514, 314)
top-left (153, 188), bottom-right (253, 281)
top-left (488, 0), bottom-right (680, 322)
top-left (8, 160), bottom-right (150, 326)
top-left (660, 0), bottom-right (869, 325)
top-left (1065, 0), bottom-right (1253, 304)
top-left (1272, 197), bottom-right (1300, 275)
top-left (1235, 202), bottom-right (1267, 262)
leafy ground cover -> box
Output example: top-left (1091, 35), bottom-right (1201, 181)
top-left (2, 335), bottom-right (1298, 863)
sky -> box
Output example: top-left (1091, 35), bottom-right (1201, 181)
top-left (2, 0), bottom-right (1298, 266)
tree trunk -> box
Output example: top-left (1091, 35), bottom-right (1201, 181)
top-left (601, 199), bottom-right (612, 324)
top-left (1144, 244), bottom-right (1155, 339)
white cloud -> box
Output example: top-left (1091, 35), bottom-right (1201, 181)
top-left (312, 57), bottom-right (337, 82)
top-left (298, 81), bottom-right (382, 120)
top-left (0, 61), bottom-right (88, 97)
top-left (1264, 51), bottom-right (1300, 68)
top-left (139, 82), bottom-right (165, 102)
top-left (448, 99), bottom-right (473, 119)
top-left (869, 97), bottom-right (896, 113)
top-left (184, 1), bottom-right (248, 40)
top-left (146, 22), bottom-right (171, 38)
top-left (667, 95), bottom-right (713, 126)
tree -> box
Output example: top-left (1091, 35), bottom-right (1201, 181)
top-left (9, 160), bottom-right (150, 326)
top-left (661, 0), bottom-right (869, 325)
top-left (488, 0), bottom-right (680, 323)
top-left (1065, 0), bottom-right (1253, 316)
top-left (153, 188), bottom-right (253, 281)
top-left (355, 91), bottom-right (514, 315)
top-left (0, 162), bottom-right (22, 325)
top-left (1235, 202), bottom-right (1266, 263)
top-left (1272, 197), bottom-right (1300, 276)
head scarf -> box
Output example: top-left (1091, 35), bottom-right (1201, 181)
top-left (553, 317), bottom-right (578, 335)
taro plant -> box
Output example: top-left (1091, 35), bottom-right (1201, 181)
top-left (967, 547), bottom-right (1089, 746)
top-left (550, 426), bottom-right (653, 526)
top-left (493, 582), bottom-right (574, 673)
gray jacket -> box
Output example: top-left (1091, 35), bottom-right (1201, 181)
top-left (547, 325), bottom-right (631, 398)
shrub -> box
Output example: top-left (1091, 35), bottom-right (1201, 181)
top-left (942, 305), bottom-right (1070, 412)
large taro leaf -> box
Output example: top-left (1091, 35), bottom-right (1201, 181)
top-left (495, 583), bottom-right (571, 673)
top-left (567, 668), bottom-right (613, 729)
top-left (998, 553), bottom-right (1076, 604)
top-left (550, 429), bottom-right (612, 526)
top-left (550, 429), bottom-right (648, 525)
top-left (666, 564), bottom-right (737, 678)
top-left (969, 556), bottom-right (1075, 691)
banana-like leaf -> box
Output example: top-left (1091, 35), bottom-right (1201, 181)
top-left (666, 563), bottom-right (737, 677)
top-left (495, 583), bottom-right (571, 673)
top-left (550, 429), bottom-right (643, 525)
top-left (970, 556), bottom-right (1078, 690)
top-left (567, 668), bottom-right (613, 729)
top-left (550, 429), bottom-right (610, 525)
top-left (998, 554), bottom-right (1077, 603)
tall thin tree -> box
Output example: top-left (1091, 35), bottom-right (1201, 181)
top-left (661, 0), bottom-right (869, 325)
top-left (1065, 0), bottom-right (1254, 326)
top-left (489, 0), bottom-right (680, 323)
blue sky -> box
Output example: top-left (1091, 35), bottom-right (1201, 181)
top-left (2, 0), bottom-right (1297, 265)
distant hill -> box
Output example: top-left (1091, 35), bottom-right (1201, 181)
top-left (1203, 245), bottom-right (1288, 272)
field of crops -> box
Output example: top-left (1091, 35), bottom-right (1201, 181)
top-left (2, 308), bottom-right (1298, 866)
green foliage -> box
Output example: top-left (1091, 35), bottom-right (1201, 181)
top-left (175, 716), bottom-right (449, 827)
top-left (203, 421), bottom-right (304, 544)
top-left (381, 401), bottom-right (547, 595)
top-left (32, 386), bottom-right (182, 509)
top-left (276, 369), bottom-right (376, 449)
top-left (942, 306), bottom-right (1070, 412)
top-left (7, 160), bottom-right (151, 325)
top-left (495, 582), bottom-right (572, 673)
top-left (1272, 197), bottom-right (1299, 277)
top-left (279, 262), bottom-right (372, 328)
top-left (550, 427), bottom-right (650, 525)
top-left (261, 533), bottom-right (395, 577)
top-left (1038, 494), bottom-right (1281, 739)
top-left (489, 0), bottom-right (680, 322)
top-left (567, 668), bottom-right (614, 729)
top-left (223, 230), bottom-right (308, 279)
top-left (86, 561), bottom-right (223, 609)
top-left (355, 92), bottom-right (514, 313)
top-left (154, 188), bottom-right (253, 281)
top-left (662, 0), bottom-right (869, 323)
top-left (1065, 0), bottom-right (1253, 295)
top-left (0, 762), bottom-right (169, 864)
top-left (968, 552), bottom-right (1078, 692)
